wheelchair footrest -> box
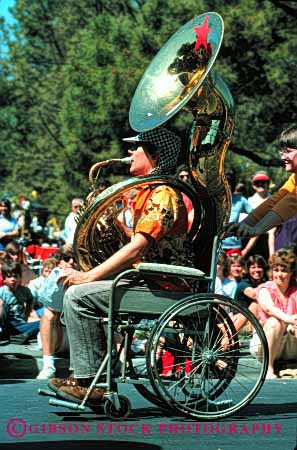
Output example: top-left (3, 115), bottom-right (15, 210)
top-left (49, 398), bottom-right (86, 411)
top-left (38, 389), bottom-right (57, 398)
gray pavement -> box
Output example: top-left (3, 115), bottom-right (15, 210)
top-left (1, 341), bottom-right (297, 450)
top-left (0, 377), bottom-right (297, 449)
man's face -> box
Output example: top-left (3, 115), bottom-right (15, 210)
top-left (281, 148), bottom-right (297, 173)
top-left (128, 145), bottom-right (157, 176)
top-left (4, 273), bottom-right (21, 291)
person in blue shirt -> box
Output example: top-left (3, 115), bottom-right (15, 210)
top-left (0, 199), bottom-right (20, 251)
top-left (0, 261), bottom-right (42, 343)
top-left (222, 171), bottom-right (253, 256)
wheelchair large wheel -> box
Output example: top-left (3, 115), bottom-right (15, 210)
top-left (146, 294), bottom-right (268, 420)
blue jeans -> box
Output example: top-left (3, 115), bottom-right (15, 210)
top-left (14, 320), bottom-right (40, 337)
top-left (63, 280), bottom-right (186, 378)
top-left (12, 307), bottom-right (43, 337)
top-left (63, 281), bottom-right (112, 378)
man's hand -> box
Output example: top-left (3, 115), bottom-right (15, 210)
top-left (57, 269), bottom-right (91, 289)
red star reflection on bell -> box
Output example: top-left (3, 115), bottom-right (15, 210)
top-left (194, 16), bottom-right (210, 51)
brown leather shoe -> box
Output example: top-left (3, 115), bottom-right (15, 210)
top-left (48, 377), bottom-right (79, 394)
top-left (59, 385), bottom-right (106, 404)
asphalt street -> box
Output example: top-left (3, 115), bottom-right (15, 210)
top-left (0, 378), bottom-right (297, 450)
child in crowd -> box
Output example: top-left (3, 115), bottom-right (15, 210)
top-left (0, 252), bottom-right (7, 287)
top-left (28, 257), bottom-right (57, 308)
top-left (5, 240), bottom-right (36, 285)
top-left (0, 260), bottom-right (43, 343)
top-left (222, 254), bottom-right (244, 299)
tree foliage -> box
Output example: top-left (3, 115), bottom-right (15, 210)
top-left (0, 0), bottom-right (296, 218)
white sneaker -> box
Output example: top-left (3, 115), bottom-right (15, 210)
top-left (36, 367), bottom-right (56, 380)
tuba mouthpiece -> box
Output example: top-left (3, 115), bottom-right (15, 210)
top-left (119, 157), bottom-right (132, 164)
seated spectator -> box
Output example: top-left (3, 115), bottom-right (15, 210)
top-left (215, 251), bottom-right (227, 295)
top-left (251, 249), bottom-right (297, 379)
top-left (28, 257), bottom-right (57, 307)
top-left (222, 254), bottom-right (244, 299)
top-left (5, 240), bottom-right (36, 285)
top-left (235, 255), bottom-right (268, 308)
top-left (0, 252), bottom-right (7, 287)
top-left (5, 241), bottom-right (22, 262)
top-left (0, 297), bottom-right (9, 344)
top-left (0, 199), bottom-right (20, 251)
top-left (0, 261), bottom-right (43, 343)
top-left (59, 199), bottom-right (83, 244)
top-left (116, 189), bottom-right (138, 237)
top-left (36, 245), bottom-right (77, 379)
top-left (232, 255), bottom-right (268, 331)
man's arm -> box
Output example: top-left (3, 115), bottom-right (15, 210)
top-left (62, 232), bottom-right (152, 287)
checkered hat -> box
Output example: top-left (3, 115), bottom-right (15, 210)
top-left (123, 127), bottom-right (181, 175)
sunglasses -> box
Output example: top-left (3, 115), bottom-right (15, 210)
top-left (61, 255), bottom-right (74, 262)
top-left (253, 181), bottom-right (268, 187)
top-left (279, 147), bottom-right (297, 156)
top-left (179, 174), bottom-right (190, 179)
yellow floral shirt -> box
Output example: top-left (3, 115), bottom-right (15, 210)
top-left (133, 184), bottom-right (195, 268)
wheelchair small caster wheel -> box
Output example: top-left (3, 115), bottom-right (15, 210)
top-left (104, 395), bottom-right (131, 420)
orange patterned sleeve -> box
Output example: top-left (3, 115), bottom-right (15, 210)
top-left (134, 186), bottom-right (179, 241)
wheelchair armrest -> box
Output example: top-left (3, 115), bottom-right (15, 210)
top-left (136, 263), bottom-right (205, 280)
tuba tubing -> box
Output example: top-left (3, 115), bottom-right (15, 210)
top-left (89, 157), bottom-right (132, 190)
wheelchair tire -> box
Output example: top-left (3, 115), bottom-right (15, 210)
top-left (146, 293), bottom-right (268, 420)
top-left (104, 395), bottom-right (131, 420)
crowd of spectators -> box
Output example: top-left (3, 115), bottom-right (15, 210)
top-left (0, 161), bottom-right (296, 381)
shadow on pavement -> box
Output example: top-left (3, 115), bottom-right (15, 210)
top-left (0, 441), bottom-right (162, 450)
top-left (53, 407), bottom-right (174, 421)
top-left (233, 401), bottom-right (297, 419)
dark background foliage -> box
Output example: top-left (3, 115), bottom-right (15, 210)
top-left (0, 0), bottom-right (296, 222)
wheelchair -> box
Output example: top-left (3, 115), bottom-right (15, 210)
top-left (39, 236), bottom-right (268, 421)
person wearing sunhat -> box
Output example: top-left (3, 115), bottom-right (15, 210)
top-left (46, 127), bottom-right (195, 404)
top-left (228, 125), bottom-right (297, 238)
top-left (243, 170), bottom-right (276, 260)
top-left (248, 171), bottom-right (271, 209)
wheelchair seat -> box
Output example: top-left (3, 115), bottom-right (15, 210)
top-left (113, 264), bottom-right (206, 315)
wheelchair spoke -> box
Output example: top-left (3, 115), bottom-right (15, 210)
top-left (146, 294), bottom-right (268, 420)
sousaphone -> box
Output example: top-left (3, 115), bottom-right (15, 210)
top-left (74, 12), bottom-right (234, 273)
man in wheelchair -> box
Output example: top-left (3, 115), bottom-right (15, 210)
top-left (48, 127), bottom-right (196, 405)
